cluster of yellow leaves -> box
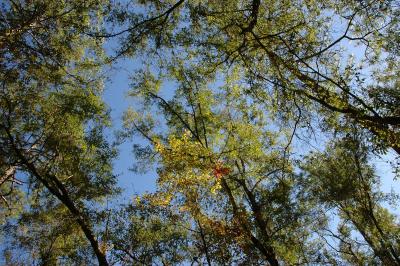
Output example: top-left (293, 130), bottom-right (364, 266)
top-left (152, 131), bottom-right (224, 209)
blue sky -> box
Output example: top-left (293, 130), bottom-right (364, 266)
top-left (103, 57), bottom-right (158, 200)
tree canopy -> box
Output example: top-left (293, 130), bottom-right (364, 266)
top-left (1, 0), bottom-right (399, 265)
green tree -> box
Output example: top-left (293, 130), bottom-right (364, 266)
top-left (301, 134), bottom-right (400, 264)
top-left (108, 198), bottom-right (190, 265)
top-left (123, 65), bottom-right (325, 265)
top-left (1, 1), bottom-right (399, 265)
top-left (115, 1), bottom-right (400, 264)
top-left (110, 0), bottom-right (400, 154)
top-left (0, 0), bottom-right (116, 264)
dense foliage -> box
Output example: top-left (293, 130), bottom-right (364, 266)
top-left (1, 0), bottom-right (399, 265)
